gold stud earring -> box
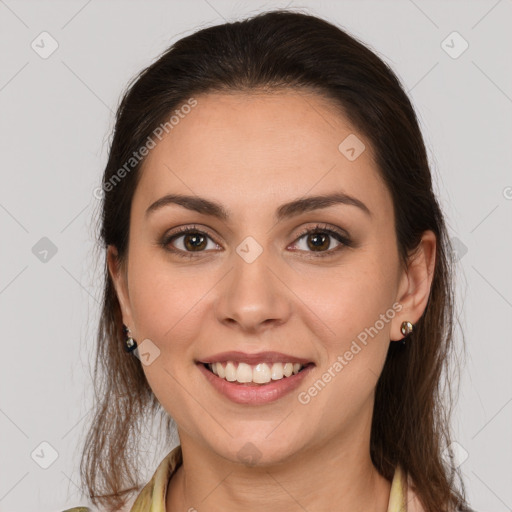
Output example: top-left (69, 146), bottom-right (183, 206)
top-left (400, 321), bottom-right (414, 337)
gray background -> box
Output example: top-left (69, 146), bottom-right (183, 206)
top-left (0, 1), bottom-right (511, 511)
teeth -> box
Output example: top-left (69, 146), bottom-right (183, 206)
top-left (253, 363), bottom-right (271, 383)
top-left (207, 361), bottom-right (305, 384)
top-left (216, 362), bottom-right (225, 379)
top-left (271, 362), bottom-right (283, 380)
top-left (236, 362), bottom-right (253, 383)
top-left (225, 361), bottom-right (237, 382)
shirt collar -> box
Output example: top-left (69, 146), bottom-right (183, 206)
top-left (130, 445), bottom-right (413, 512)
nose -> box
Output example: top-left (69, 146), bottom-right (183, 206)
top-left (214, 250), bottom-right (292, 334)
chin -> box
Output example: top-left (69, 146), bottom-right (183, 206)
top-left (211, 435), bottom-right (304, 468)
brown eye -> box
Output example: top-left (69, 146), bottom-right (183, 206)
top-left (181, 232), bottom-right (208, 251)
top-left (162, 226), bottom-right (220, 258)
top-left (305, 232), bottom-right (331, 251)
top-left (290, 224), bottom-right (352, 257)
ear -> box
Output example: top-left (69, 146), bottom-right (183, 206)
top-left (107, 245), bottom-right (134, 330)
top-left (391, 230), bottom-right (436, 341)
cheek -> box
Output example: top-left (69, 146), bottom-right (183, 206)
top-left (297, 261), bottom-right (397, 410)
top-left (126, 247), bottom-right (208, 345)
top-left (297, 253), bottom-right (398, 345)
top-left (125, 251), bottom-right (209, 422)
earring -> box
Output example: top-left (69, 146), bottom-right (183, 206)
top-left (400, 321), bottom-right (414, 344)
top-left (123, 325), bottom-right (138, 353)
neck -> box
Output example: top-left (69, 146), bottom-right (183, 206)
top-left (166, 428), bottom-right (391, 512)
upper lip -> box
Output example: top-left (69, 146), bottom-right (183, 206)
top-left (197, 351), bottom-right (313, 365)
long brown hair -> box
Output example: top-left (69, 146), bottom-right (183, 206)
top-left (81, 10), bottom-right (469, 511)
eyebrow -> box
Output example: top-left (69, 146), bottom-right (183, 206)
top-left (145, 192), bottom-right (371, 222)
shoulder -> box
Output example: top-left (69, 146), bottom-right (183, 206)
top-left (398, 467), bottom-right (478, 512)
top-left (58, 446), bottom-right (182, 512)
top-left (61, 501), bottom-right (134, 511)
top-left (130, 444), bottom-right (183, 511)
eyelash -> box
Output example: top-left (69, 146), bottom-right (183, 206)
top-left (160, 223), bottom-right (352, 259)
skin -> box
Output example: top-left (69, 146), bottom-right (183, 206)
top-left (108, 90), bottom-right (436, 512)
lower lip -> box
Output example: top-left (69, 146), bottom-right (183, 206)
top-left (197, 363), bottom-right (314, 405)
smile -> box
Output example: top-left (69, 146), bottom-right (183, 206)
top-left (197, 360), bottom-right (315, 405)
top-left (204, 361), bottom-right (309, 385)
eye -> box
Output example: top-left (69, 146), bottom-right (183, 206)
top-left (161, 225), bottom-right (220, 258)
top-left (289, 224), bottom-right (352, 257)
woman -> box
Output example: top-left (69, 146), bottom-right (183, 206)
top-left (69, 9), bottom-right (473, 512)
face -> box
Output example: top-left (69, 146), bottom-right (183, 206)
top-left (109, 90), bottom-right (419, 466)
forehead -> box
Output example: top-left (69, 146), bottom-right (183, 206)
top-left (133, 90), bottom-right (390, 221)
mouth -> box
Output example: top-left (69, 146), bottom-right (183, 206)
top-left (195, 350), bottom-right (316, 404)
top-left (200, 360), bottom-right (315, 386)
